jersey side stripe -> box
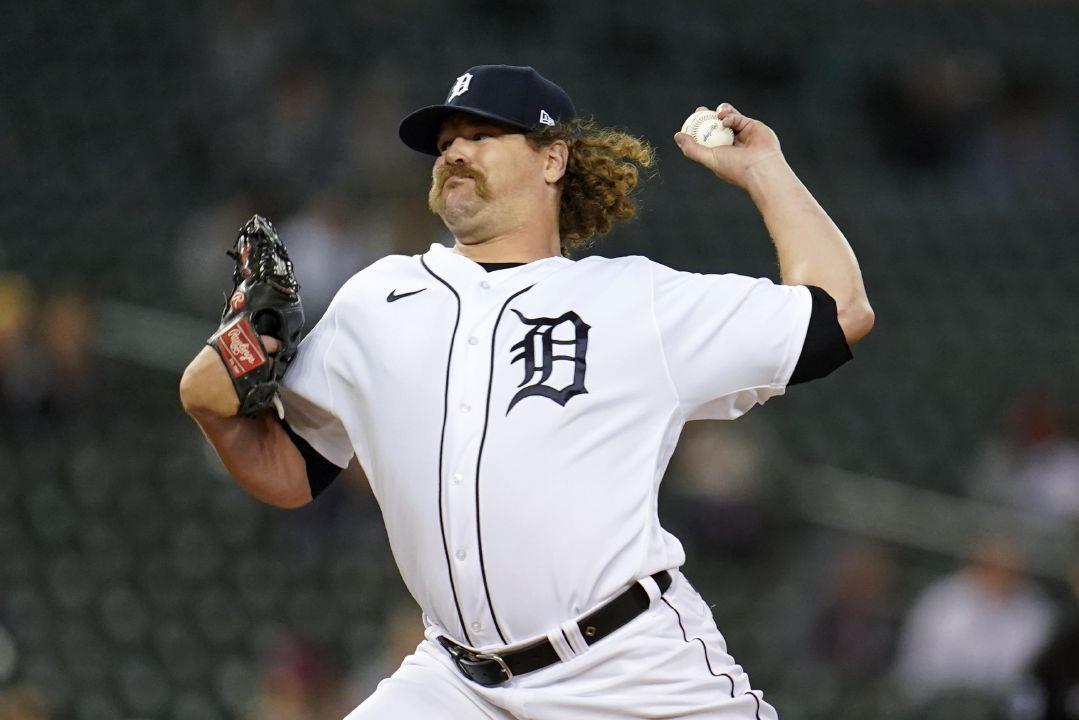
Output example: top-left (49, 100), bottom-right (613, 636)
top-left (475, 285), bottom-right (534, 645)
top-left (743, 690), bottom-right (763, 720)
top-left (420, 257), bottom-right (473, 646)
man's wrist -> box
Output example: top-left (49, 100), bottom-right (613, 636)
top-left (180, 348), bottom-right (242, 419)
top-left (742, 154), bottom-right (797, 204)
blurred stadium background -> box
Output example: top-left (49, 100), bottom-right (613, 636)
top-left (2, 1), bottom-right (1079, 718)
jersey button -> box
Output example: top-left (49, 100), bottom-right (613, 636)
top-left (468, 336), bottom-right (479, 345)
top-left (452, 472), bottom-right (463, 484)
top-left (455, 549), bottom-right (467, 561)
top-left (460, 403), bottom-right (471, 413)
top-left (470, 622), bottom-right (482, 632)
top-left (480, 280), bottom-right (491, 289)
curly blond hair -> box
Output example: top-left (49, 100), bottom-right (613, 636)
top-left (526, 119), bottom-right (655, 253)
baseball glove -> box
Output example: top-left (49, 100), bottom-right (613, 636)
top-left (207, 214), bottom-right (304, 418)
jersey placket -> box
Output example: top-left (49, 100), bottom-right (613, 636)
top-left (442, 275), bottom-right (507, 648)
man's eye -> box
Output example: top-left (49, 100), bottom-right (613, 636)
top-left (438, 132), bottom-right (492, 151)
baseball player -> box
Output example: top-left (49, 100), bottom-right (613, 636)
top-left (180, 65), bottom-right (873, 719)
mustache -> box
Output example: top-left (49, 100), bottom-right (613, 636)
top-left (428, 164), bottom-right (491, 212)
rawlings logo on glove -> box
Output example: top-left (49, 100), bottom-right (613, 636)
top-left (207, 215), bottom-right (304, 418)
top-left (215, 316), bottom-right (267, 377)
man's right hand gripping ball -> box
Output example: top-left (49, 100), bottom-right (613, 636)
top-left (205, 214), bottom-right (304, 418)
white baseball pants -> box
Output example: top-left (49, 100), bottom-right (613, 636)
top-left (345, 571), bottom-right (779, 720)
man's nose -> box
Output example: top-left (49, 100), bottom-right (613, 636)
top-left (441, 137), bottom-right (470, 164)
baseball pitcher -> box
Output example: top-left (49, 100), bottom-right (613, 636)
top-left (180, 65), bottom-right (873, 719)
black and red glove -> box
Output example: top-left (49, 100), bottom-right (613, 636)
top-left (208, 214), bottom-right (304, 417)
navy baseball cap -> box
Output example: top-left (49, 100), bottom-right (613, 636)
top-left (398, 65), bottom-right (576, 156)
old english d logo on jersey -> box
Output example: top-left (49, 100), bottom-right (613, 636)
top-left (506, 309), bottom-right (589, 414)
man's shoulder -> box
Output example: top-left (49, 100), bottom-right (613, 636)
top-left (332, 253), bottom-right (426, 300)
top-left (355, 252), bottom-right (426, 279)
top-left (572, 254), bottom-right (725, 276)
top-left (568, 254), bottom-right (736, 286)
top-left (567, 253), bottom-right (653, 277)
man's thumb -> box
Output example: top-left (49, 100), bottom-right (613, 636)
top-left (674, 133), bottom-right (711, 164)
top-left (260, 335), bottom-right (282, 354)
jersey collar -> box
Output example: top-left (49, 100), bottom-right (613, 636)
top-left (422, 242), bottom-right (573, 291)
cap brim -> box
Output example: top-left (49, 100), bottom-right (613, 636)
top-left (398, 105), bottom-right (531, 156)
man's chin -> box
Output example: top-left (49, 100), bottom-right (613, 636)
top-left (439, 205), bottom-right (485, 236)
top-left (430, 195), bottom-right (468, 218)
top-left (441, 194), bottom-right (483, 220)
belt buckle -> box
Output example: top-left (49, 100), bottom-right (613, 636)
top-left (468, 650), bottom-right (513, 685)
top-left (438, 637), bottom-right (513, 687)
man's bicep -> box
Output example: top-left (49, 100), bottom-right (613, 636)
top-left (278, 382), bottom-right (355, 470)
top-left (279, 418), bottom-right (346, 499)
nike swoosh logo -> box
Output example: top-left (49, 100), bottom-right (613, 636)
top-left (386, 288), bottom-right (427, 303)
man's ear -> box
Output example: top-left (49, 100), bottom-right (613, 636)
top-left (543, 140), bottom-right (569, 184)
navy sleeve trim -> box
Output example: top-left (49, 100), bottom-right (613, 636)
top-left (278, 418), bottom-right (345, 498)
top-left (789, 286), bottom-right (853, 386)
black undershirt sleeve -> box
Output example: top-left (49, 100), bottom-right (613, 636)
top-left (278, 418), bottom-right (345, 499)
top-left (788, 286), bottom-right (854, 386)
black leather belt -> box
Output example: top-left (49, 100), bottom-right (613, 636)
top-left (438, 570), bottom-right (672, 687)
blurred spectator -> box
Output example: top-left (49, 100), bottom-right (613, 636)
top-left (247, 635), bottom-right (345, 720)
top-left (340, 69), bottom-right (412, 197)
top-left (865, 49), bottom-right (1000, 171)
top-left (0, 273), bottom-right (36, 410)
top-left (967, 394), bottom-right (1079, 527)
top-left (346, 603), bottom-right (426, 703)
top-left (967, 72), bottom-right (1079, 210)
top-left (893, 538), bottom-right (1054, 704)
top-left (1025, 551), bottom-right (1079, 720)
top-left (274, 460), bottom-right (379, 551)
top-left (174, 191), bottom-right (262, 317)
top-left (0, 623), bottom-right (17, 684)
top-left (0, 285), bottom-right (96, 422)
top-left (661, 419), bottom-right (776, 558)
top-left (278, 192), bottom-right (390, 320)
top-left (229, 56), bottom-right (350, 206)
top-left (0, 686), bottom-right (48, 720)
top-left (0, 108), bottom-right (20, 181)
top-left (39, 290), bottom-right (95, 407)
top-left (204, 0), bottom-right (281, 108)
top-left (813, 544), bottom-right (899, 681)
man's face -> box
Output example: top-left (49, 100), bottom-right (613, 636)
top-left (428, 114), bottom-right (548, 241)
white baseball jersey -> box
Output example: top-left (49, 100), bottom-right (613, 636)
top-left (280, 242), bottom-right (811, 650)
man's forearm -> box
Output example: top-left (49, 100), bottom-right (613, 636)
top-left (674, 103), bottom-right (873, 343)
top-left (180, 346), bottom-right (311, 508)
top-left (746, 158), bottom-right (874, 344)
top-left (189, 411), bottom-right (313, 509)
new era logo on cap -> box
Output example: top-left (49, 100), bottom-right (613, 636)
top-left (399, 65), bottom-right (577, 156)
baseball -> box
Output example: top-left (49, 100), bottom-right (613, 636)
top-left (680, 110), bottom-right (734, 148)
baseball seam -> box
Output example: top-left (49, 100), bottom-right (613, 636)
top-left (684, 112), bottom-right (731, 145)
